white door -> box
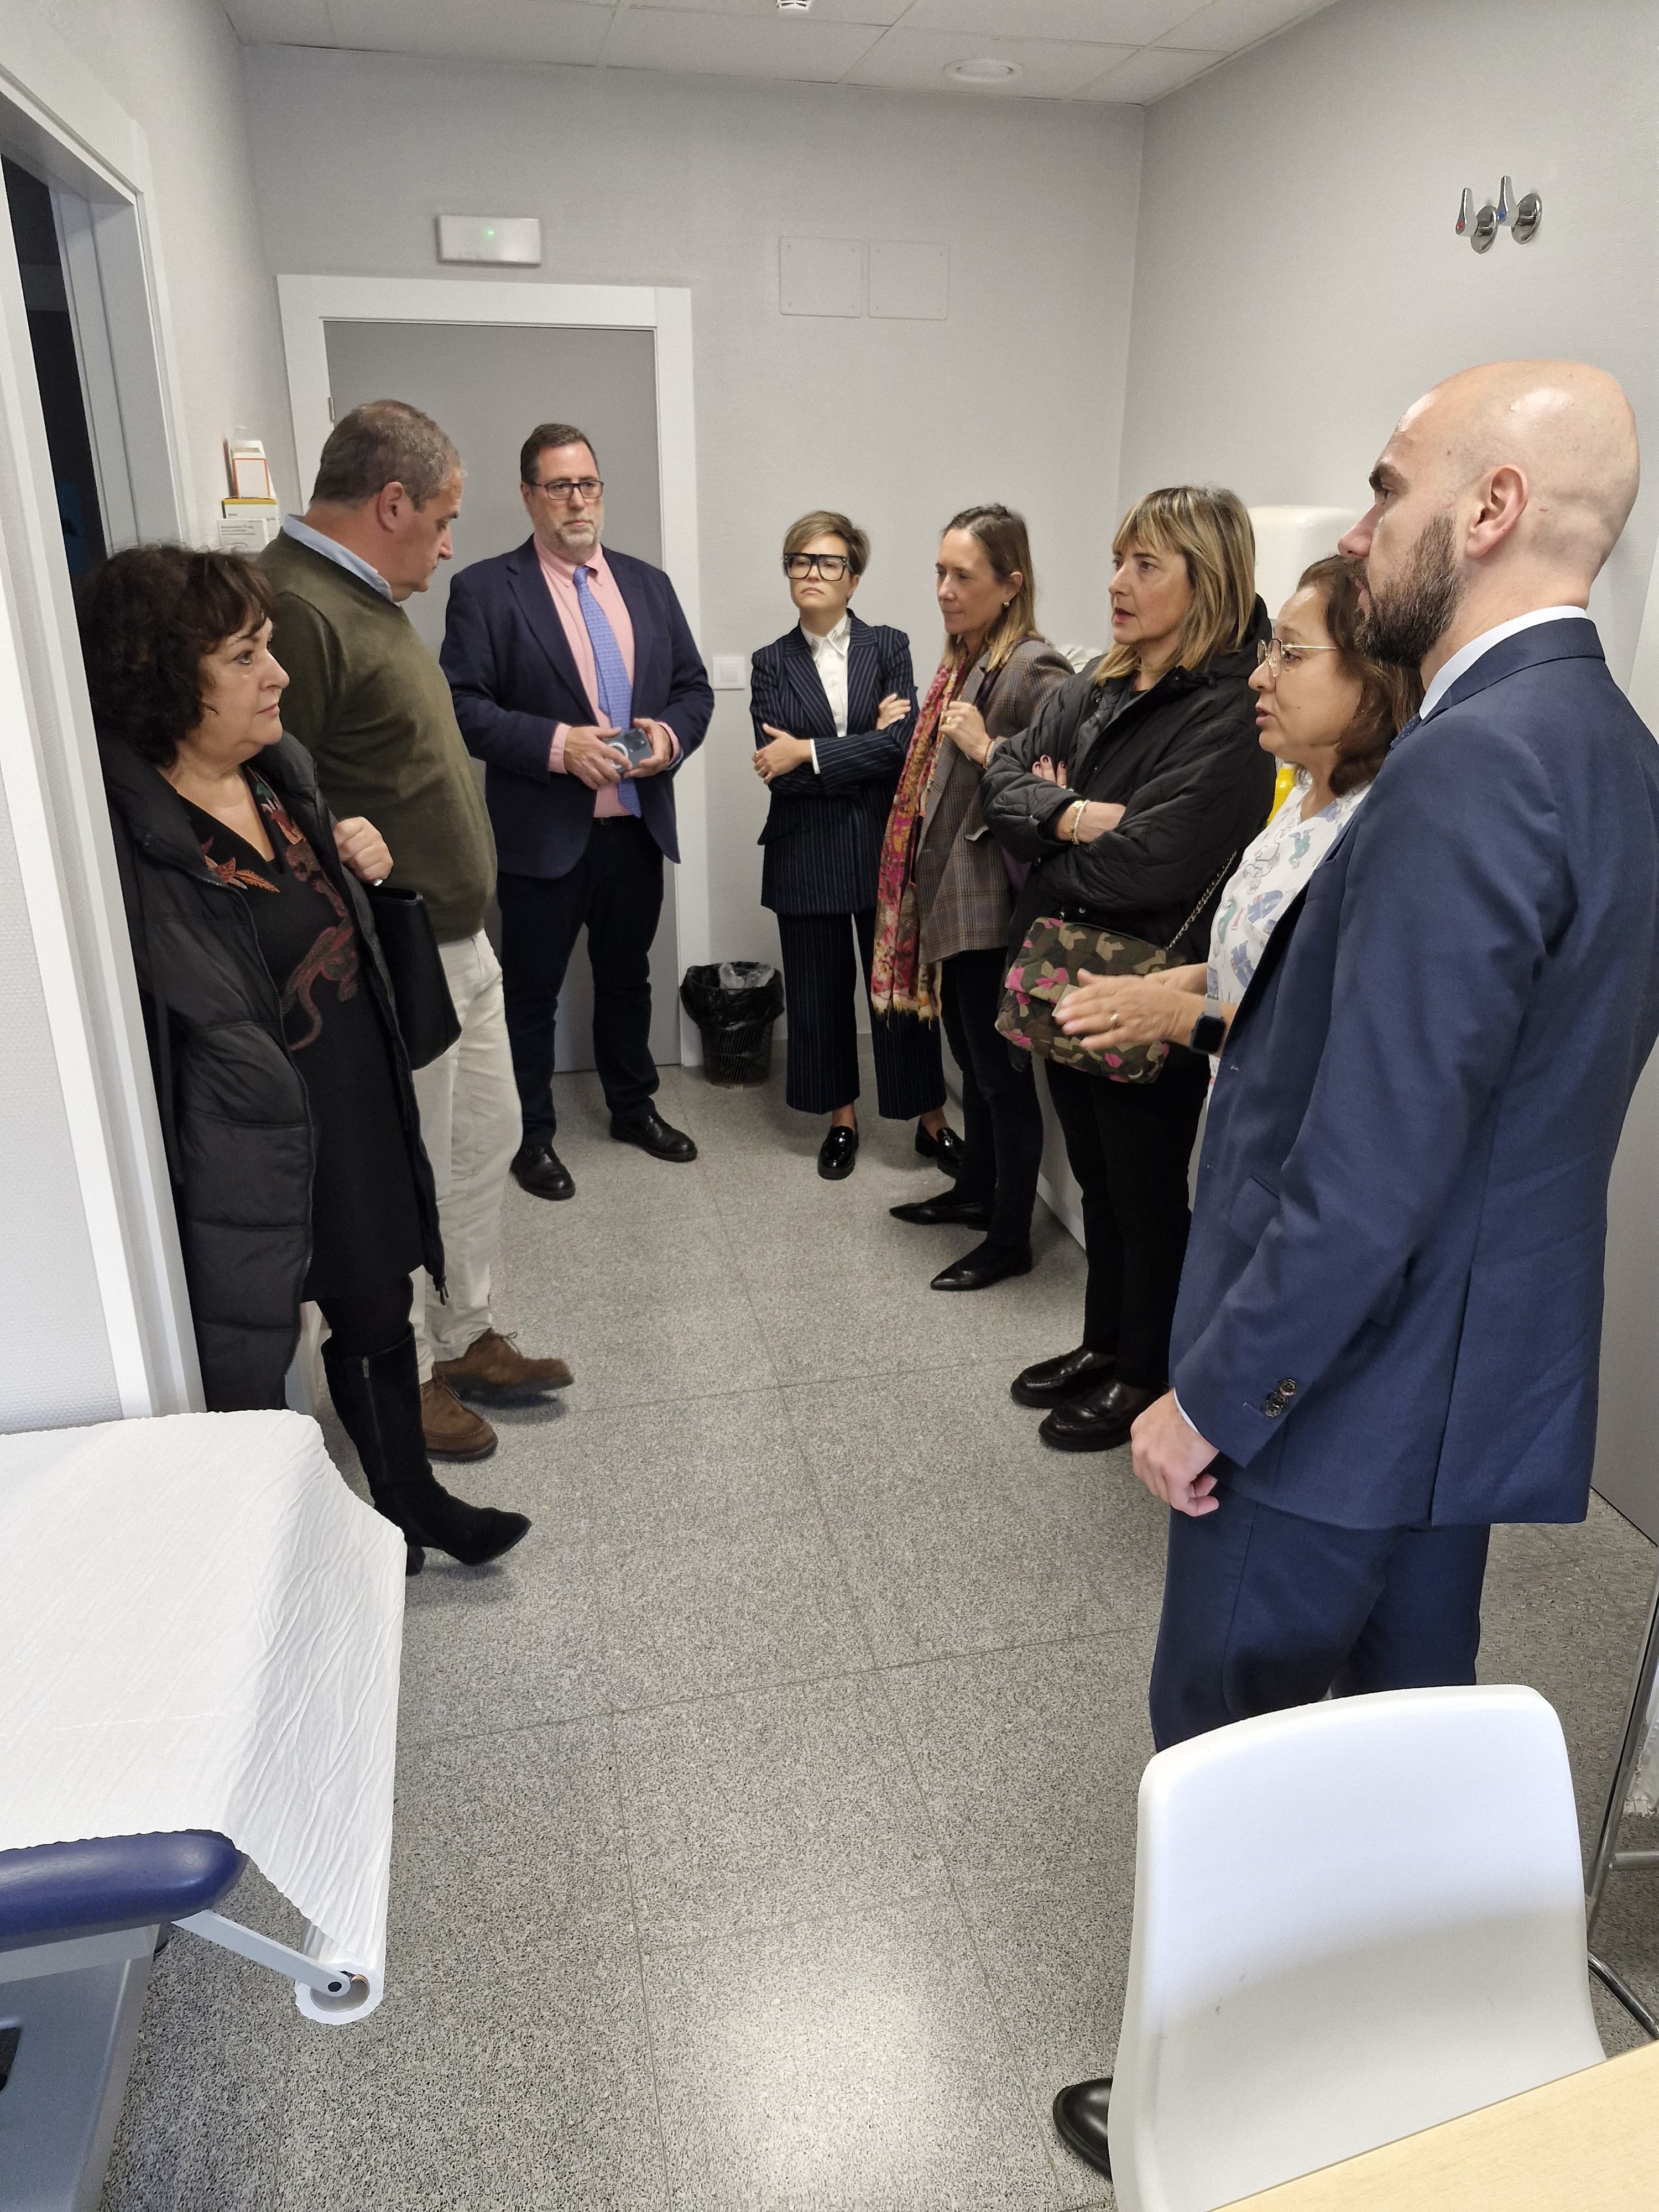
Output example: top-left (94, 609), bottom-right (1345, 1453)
top-left (321, 317), bottom-right (679, 1072)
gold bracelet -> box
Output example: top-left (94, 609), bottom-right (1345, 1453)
top-left (1064, 800), bottom-right (1086, 843)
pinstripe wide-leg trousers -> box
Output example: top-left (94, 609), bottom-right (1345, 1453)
top-left (775, 908), bottom-right (946, 1118)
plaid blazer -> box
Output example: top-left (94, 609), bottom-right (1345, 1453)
top-left (915, 634), bottom-right (1074, 964)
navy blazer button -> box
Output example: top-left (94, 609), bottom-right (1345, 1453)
top-left (1279, 1378), bottom-right (1298, 1395)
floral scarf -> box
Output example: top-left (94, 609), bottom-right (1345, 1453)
top-left (870, 656), bottom-right (964, 1021)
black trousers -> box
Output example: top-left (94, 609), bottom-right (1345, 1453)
top-left (1150, 1481), bottom-right (1491, 1748)
top-left (774, 907), bottom-right (946, 1118)
top-left (940, 947), bottom-right (1045, 1253)
top-left (497, 818), bottom-right (664, 1144)
top-left (1045, 1048), bottom-right (1211, 1389)
top-left (316, 1274), bottom-right (414, 1359)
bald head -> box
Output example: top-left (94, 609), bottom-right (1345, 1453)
top-left (1341, 361), bottom-right (1641, 678)
top-left (1403, 360), bottom-right (1639, 575)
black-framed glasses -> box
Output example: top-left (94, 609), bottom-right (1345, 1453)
top-left (785, 552), bottom-right (854, 581)
top-left (531, 476), bottom-right (604, 503)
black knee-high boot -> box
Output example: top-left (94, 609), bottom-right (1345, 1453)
top-left (323, 1328), bottom-right (530, 1572)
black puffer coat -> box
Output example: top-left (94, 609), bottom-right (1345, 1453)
top-left (100, 731), bottom-right (443, 1411)
top-left (982, 603), bottom-right (1276, 961)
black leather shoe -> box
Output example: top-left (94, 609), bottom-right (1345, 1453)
top-left (916, 1123), bottom-right (964, 1177)
top-left (1039, 1379), bottom-right (1157, 1453)
top-left (512, 1141), bottom-right (575, 1201)
top-left (1052, 2077), bottom-right (1113, 2178)
top-left (611, 1109), bottom-right (698, 1163)
top-left (890, 1193), bottom-right (994, 1228)
top-left (931, 1239), bottom-right (1033, 1292)
top-left (1011, 1345), bottom-right (1117, 1408)
top-left (818, 1125), bottom-right (859, 1180)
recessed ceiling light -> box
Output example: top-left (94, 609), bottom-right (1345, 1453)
top-left (946, 57), bottom-right (1022, 84)
top-left (777, 1), bottom-right (813, 12)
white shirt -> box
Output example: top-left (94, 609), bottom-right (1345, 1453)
top-left (801, 612), bottom-right (851, 772)
top-left (280, 514), bottom-right (393, 601)
top-left (1206, 776), bottom-right (1369, 1007)
top-left (1419, 606), bottom-right (1593, 720)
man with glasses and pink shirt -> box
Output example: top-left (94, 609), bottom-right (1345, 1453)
top-left (442, 421), bottom-right (713, 1201)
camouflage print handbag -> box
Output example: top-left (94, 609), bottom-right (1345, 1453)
top-left (994, 862), bottom-right (1234, 1084)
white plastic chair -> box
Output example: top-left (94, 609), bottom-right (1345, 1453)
top-left (1107, 1685), bottom-right (1605, 2211)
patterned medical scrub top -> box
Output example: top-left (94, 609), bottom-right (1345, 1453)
top-left (1205, 773), bottom-right (1369, 1007)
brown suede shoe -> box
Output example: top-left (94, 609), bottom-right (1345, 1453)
top-left (419, 1378), bottom-right (497, 1460)
top-left (434, 1328), bottom-right (574, 1404)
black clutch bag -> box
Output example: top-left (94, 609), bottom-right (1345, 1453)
top-left (363, 886), bottom-right (460, 1070)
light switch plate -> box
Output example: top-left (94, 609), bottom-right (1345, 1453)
top-left (712, 654), bottom-right (749, 690)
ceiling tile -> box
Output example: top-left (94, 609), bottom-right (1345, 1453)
top-left (899, 0), bottom-right (1196, 41)
top-left (603, 7), bottom-right (886, 80)
top-left (638, 0), bottom-right (906, 22)
top-left (1079, 43), bottom-right (1220, 98)
top-left (224, 0), bottom-right (336, 39)
top-left (325, 0), bottom-right (612, 65)
top-left (847, 25), bottom-right (1138, 96)
top-left (1156, 0), bottom-right (1330, 51)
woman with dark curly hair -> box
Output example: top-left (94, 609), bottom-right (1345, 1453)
top-left (81, 544), bottom-right (528, 1572)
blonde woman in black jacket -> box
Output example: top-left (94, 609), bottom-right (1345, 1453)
top-left (84, 545), bottom-right (528, 1572)
top-left (981, 486), bottom-right (1274, 1452)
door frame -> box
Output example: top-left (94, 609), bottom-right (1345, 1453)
top-left (275, 274), bottom-right (711, 1058)
top-left (0, 14), bottom-right (204, 1420)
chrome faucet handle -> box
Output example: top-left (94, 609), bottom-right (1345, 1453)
top-left (1455, 186), bottom-right (1475, 236)
top-left (1497, 174), bottom-right (1515, 225)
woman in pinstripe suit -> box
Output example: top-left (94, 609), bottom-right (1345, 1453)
top-left (752, 512), bottom-right (961, 1181)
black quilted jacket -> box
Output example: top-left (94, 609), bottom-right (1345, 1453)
top-left (982, 601), bottom-right (1276, 961)
top-left (100, 731), bottom-right (442, 1411)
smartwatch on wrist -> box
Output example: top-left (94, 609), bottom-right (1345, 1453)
top-left (1188, 999), bottom-right (1227, 1056)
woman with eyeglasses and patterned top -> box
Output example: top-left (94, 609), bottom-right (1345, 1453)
top-left (1052, 556), bottom-right (1421, 1062)
top-left (873, 504), bottom-right (1073, 1291)
top-left (750, 510), bottom-right (960, 1181)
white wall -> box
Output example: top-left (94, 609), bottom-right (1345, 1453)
top-left (1117, 0), bottom-right (1658, 682)
top-left (241, 48), bottom-right (1143, 967)
top-left (22, 0), bottom-right (298, 528)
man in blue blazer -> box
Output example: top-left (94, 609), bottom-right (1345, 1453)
top-left (442, 422), bottom-right (713, 1199)
top-left (1130, 361), bottom-right (1655, 1749)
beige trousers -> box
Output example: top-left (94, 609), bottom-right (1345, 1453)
top-left (410, 930), bottom-right (523, 1379)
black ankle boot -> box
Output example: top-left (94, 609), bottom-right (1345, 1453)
top-left (323, 1328), bottom-right (531, 1568)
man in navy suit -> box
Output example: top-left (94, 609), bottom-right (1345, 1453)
top-left (442, 422), bottom-right (713, 1199)
top-left (1128, 361), bottom-right (1655, 1745)
top-left (1051, 353), bottom-right (1653, 2191)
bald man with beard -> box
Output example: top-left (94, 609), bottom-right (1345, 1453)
top-left (1051, 353), bottom-right (1656, 2190)
top-left (1135, 359), bottom-right (1656, 1738)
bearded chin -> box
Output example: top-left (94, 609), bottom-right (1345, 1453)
top-left (1359, 510), bottom-right (1465, 670)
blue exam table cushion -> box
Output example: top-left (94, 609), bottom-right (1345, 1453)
top-left (0, 1830), bottom-right (246, 1950)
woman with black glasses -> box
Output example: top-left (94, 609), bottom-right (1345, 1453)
top-left (750, 510), bottom-right (959, 1181)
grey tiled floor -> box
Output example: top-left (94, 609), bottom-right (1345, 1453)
top-left (103, 1052), bottom-right (1659, 2210)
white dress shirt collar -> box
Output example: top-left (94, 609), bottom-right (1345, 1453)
top-left (1418, 606), bottom-right (1593, 721)
top-left (802, 611), bottom-right (852, 661)
top-left (280, 513), bottom-right (394, 601)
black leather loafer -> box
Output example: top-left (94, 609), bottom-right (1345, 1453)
top-left (1052, 2077), bottom-right (1113, 2178)
top-left (512, 1141), bottom-right (575, 1201)
top-left (890, 1193), bottom-right (993, 1228)
top-left (1039, 1379), bottom-right (1157, 1453)
top-left (818, 1125), bottom-right (859, 1180)
top-left (1011, 1345), bottom-right (1117, 1408)
top-left (916, 1123), bottom-right (965, 1178)
top-left (611, 1109), bottom-right (698, 1163)
top-left (931, 1240), bottom-right (1033, 1292)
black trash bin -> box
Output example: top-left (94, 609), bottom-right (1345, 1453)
top-left (680, 962), bottom-right (785, 1088)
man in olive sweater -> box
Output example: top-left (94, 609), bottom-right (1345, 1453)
top-left (262, 401), bottom-right (568, 1460)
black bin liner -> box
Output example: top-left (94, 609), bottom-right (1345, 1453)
top-left (680, 961), bottom-right (785, 1088)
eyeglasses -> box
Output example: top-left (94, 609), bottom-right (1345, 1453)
top-left (784, 553), bottom-right (854, 581)
top-left (531, 477), bottom-right (604, 503)
top-left (1257, 638), bottom-right (1342, 675)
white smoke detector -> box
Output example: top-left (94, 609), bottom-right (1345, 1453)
top-left (946, 57), bottom-right (1022, 84)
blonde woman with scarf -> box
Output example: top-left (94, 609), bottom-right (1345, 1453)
top-left (872, 504), bottom-right (1071, 1291)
